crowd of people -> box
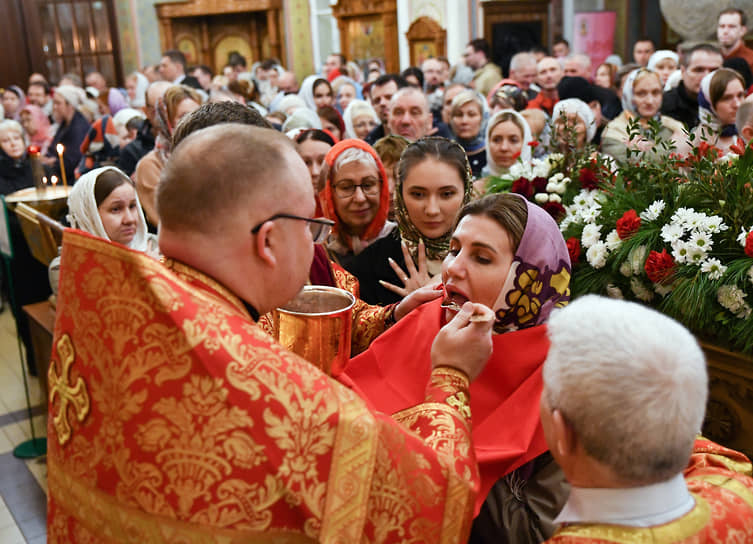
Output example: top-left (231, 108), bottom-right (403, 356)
top-left (2, 5), bottom-right (753, 544)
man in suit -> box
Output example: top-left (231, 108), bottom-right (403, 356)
top-left (158, 50), bottom-right (202, 90)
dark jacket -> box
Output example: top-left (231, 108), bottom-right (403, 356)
top-left (118, 119), bottom-right (155, 176)
top-left (345, 229), bottom-right (404, 306)
top-left (0, 150), bottom-right (36, 196)
top-left (662, 81), bottom-right (698, 130)
top-left (364, 123), bottom-right (386, 146)
top-left (46, 110), bottom-right (90, 182)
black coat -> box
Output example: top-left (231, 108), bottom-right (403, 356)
top-left (46, 110), bottom-right (90, 182)
top-left (118, 119), bottom-right (155, 176)
top-left (661, 81), bottom-right (699, 130)
top-left (345, 230), bottom-right (405, 306)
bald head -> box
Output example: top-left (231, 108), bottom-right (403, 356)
top-left (158, 124), bottom-right (296, 235)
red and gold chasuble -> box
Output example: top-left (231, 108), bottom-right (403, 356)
top-left (342, 298), bottom-right (550, 515)
top-left (47, 230), bottom-right (481, 543)
top-left (546, 438), bottom-right (753, 543)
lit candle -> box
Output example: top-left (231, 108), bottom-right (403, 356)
top-left (51, 175), bottom-right (58, 187)
top-left (42, 176), bottom-right (47, 185)
top-left (56, 143), bottom-right (68, 188)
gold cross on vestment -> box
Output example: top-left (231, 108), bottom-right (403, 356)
top-left (48, 333), bottom-right (90, 446)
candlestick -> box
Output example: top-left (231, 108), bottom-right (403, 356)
top-left (56, 143), bottom-right (68, 188)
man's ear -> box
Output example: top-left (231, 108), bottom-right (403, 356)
top-left (254, 220), bottom-right (277, 267)
top-left (552, 408), bottom-right (578, 459)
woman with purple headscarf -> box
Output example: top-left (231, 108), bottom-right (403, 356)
top-left (342, 192), bottom-right (572, 541)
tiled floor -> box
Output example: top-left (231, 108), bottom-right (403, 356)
top-left (0, 308), bottom-right (48, 543)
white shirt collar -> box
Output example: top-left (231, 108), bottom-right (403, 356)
top-left (554, 473), bottom-right (695, 528)
top-left (173, 74), bottom-right (185, 85)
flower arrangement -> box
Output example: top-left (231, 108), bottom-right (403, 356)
top-left (558, 127), bottom-right (753, 355)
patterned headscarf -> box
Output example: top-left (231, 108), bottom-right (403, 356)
top-left (620, 68), bottom-right (662, 120)
top-left (320, 139), bottom-right (391, 253)
top-left (484, 109), bottom-right (533, 176)
top-left (67, 166), bottom-right (150, 252)
top-left (394, 137), bottom-right (474, 261)
top-left (489, 194), bottom-right (571, 333)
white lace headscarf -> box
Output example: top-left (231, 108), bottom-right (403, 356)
top-left (343, 99), bottom-right (379, 139)
top-left (67, 166), bottom-right (149, 251)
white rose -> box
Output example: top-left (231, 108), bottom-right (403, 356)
top-left (534, 193), bottom-right (549, 204)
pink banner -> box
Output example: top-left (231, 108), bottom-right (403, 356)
top-left (572, 12), bottom-right (616, 78)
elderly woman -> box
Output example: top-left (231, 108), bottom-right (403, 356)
top-left (50, 166), bottom-right (157, 294)
top-left (601, 68), bottom-right (684, 162)
top-left (344, 193), bottom-right (571, 541)
top-left (347, 137), bottom-right (473, 305)
top-left (46, 85), bottom-right (91, 182)
top-left (319, 139), bottom-right (395, 266)
top-left (693, 68), bottom-right (746, 155)
top-left (551, 98), bottom-right (596, 152)
top-left (450, 89), bottom-right (488, 177)
top-left (134, 84), bottom-right (200, 228)
top-left (343, 99), bottom-right (379, 139)
top-left (19, 104), bottom-right (52, 155)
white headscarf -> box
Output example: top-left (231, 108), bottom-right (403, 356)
top-left (298, 75), bottom-right (328, 110)
top-left (54, 85), bottom-right (84, 109)
top-left (129, 72), bottom-right (149, 108)
top-left (647, 50), bottom-right (679, 72)
top-left (553, 98), bottom-right (596, 143)
top-left (620, 68), bottom-right (662, 119)
top-left (67, 166), bottom-right (150, 252)
top-left (343, 99), bottom-right (379, 139)
top-left (282, 107), bottom-right (322, 132)
top-left (274, 94), bottom-right (306, 114)
top-left (484, 109), bottom-right (533, 176)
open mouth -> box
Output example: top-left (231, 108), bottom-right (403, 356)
top-left (441, 286), bottom-right (469, 311)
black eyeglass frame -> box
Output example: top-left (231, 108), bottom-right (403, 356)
top-left (250, 213), bottom-right (335, 235)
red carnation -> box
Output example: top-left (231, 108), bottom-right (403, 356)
top-left (566, 237), bottom-right (581, 263)
top-left (511, 177), bottom-right (533, 198)
top-left (746, 231), bottom-right (753, 258)
top-left (543, 201), bottom-right (566, 221)
top-left (616, 209), bottom-right (641, 240)
top-left (528, 140), bottom-right (540, 148)
top-left (644, 249), bottom-right (675, 284)
top-left (532, 176), bottom-right (548, 192)
top-left (579, 167), bottom-right (599, 190)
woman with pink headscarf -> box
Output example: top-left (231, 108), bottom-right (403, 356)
top-left (19, 104), bottom-right (52, 154)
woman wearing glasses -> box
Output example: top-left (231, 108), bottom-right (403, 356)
top-left (319, 139), bottom-right (396, 267)
top-left (342, 193), bottom-right (572, 541)
top-left (345, 137), bottom-right (473, 305)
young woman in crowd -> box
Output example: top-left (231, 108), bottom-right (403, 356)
top-left (319, 139), bottom-right (395, 267)
top-left (477, 109), bottom-right (533, 196)
top-left (295, 129), bottom-right (335, 191)
top-left (693, 68), bottom-right (746, 155)
top-left (594, 62), bottom-right (618, 91)
top-left (133, 84), bottom-right (201, 228)
top-left (647, 50), bottom-right (680, 87)
top-left (342, 99), bottom-right (379, 140)
top-left (19, 105), bottom-right (52, 155)
top-left (601, 68), bottom-right (684, 162)
top-left (550, 98), bottom-right (596, 152)
top-left (298, 76), bottom-right (334, 110)
top-left (50, 166), bottom-right (157, 294)
top-left (2, 86), bottom-right (25, 121)
top-left (125, 71), bottom-right (149, 108)
top-left (449, 89), bottom-right (488, 177)
top-left (343, 193), bottom-right (571, 541)
top-left (346, 137), bottom-right (472, 305)
top-left (317, 105), bottom-right (345, 141)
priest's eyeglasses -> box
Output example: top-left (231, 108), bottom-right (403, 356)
top-left (251, 214), bottom-right (335, 243)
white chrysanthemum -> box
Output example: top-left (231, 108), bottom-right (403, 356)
top-left (738, 226), bottom-right (753, 247)
top-left (580, 206), bottom-right (601, 223)
top-left (701, 258), bottom-right (727, 280)
top-left (619, 260), bottom-right (633, 277)
top-left (737, 303), bottom-right (752, 319)
top-left (605, 229), bottom-right (622, 251)
top-left (671, 207), bottom-right (696, 227)
top-left (630, 277), bottom-right (654, 302)
top-left (532, 158), bottom-right (552, 178)
top-left (548, 193), bottom-right (562, 203)
top-left (689, 230), bottom-right (713, 251)
top-left (581, 223), bottom-right (603, 249)
top-left (629, 245), bottom-right (647, 275)
top-left (654, 283), bottom-right (673, 297)
top-left (686, 245), bottom-right (707, 264)
top-left (671, 240), bottom-right (689, 264)
top-left (573, 190), bottom-right (597, 210)
top-left (639, 200), bottom-right (666, 222)
top-left (586, 242), bottom-right (608, 269)
top-left (534, 192), bottom-right (549, 204)
top-left (717, 285), bottom-right (746, 314)
top-left (606, 284), bottom-right (624, 299)
top-left (702, 215), bottom-right (727, 233)
top-left (559, 214), bottom-right (574, 232)
top-left (661, 223), bottom-right (684, 244)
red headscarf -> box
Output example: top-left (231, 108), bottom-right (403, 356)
top-left (319, 138), bottom-right (391, 251)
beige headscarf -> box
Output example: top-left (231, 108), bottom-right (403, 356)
top-left (67, 166), bottom-right (150, 252)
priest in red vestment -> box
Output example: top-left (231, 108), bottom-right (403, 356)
top-left (540, 295), bottom-right (753, 543)
top-left (342, 193), bottom-right (572, 537)
top-left (46, 124), bottom-right (497, 542)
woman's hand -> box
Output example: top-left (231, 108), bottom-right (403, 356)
top-left (393, 283), bottom-right (442, 322)
top-left (379, 240), bottom-right (434, 297)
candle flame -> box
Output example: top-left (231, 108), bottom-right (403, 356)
top-left (51, 176), bottom-right (58, 185)
top-left (42, 176), bottom-right (48, 185)
top-left (56, 143), bottom-right (64, 154)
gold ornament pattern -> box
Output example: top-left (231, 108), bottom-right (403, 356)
top-left (48, 333), bottom-right (90, 446)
